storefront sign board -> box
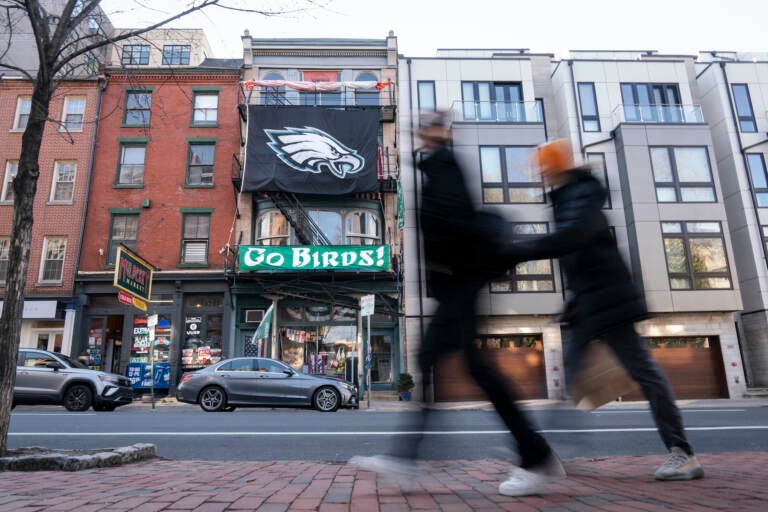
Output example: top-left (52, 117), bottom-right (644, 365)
top-left (239, 245), bottom-right (390, 272)
top-left (360, 294), bottom-right (375, 317)
top-left (118, 291), bottom-right (133, 306)
top-left (132, 296), bottom-right (148, 312)
top-left (126, 362), bottom-right (170, 389)
top-left (113, 246), bottom-right (153, 302)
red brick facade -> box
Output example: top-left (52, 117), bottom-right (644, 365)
top-left (78, 70), bottom-right (241, 273)
top-left (0, 79), bottom-right (100, 297)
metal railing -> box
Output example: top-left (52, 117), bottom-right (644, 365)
top-left (246, 87), bottom-right (395, 107)
top-left (268, 192), bottom-right (332, 246)
top-left (612, 104), bottom-right (704, 125)
top-left (451, 100), bottom-right (543, 123)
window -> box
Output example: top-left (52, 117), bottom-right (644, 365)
top-left (62, 96), bottom-right (85, 131)
top-left (50, 161), bottom-right (76, 203)
top-left (121, 45), bottom-right (150, 65)
top-left (762, 227), bottom-right (768, 260)
top-left (262, 72), bottom-right (286, 105)
top-left (650, 147), bottom-right (715, 203)
top-left (354, 72), bottom-right (379, 106)
top-left (162, 45), bottom-right (191, 65)
top-left (491, 224), bottom-right (554, 292)
top-left (39, 237), bottom-right (66, 283)
top-left (108, 214), bottom-right (139, 265)
top-left (586, 153), bottom-right (610, 208)
top-left (187, 143), bottom-right (215, 186)
top-left (307, 210), bottom-right (343, 244)
top-left (578, 83), bottom-right (600, 132)
top-left (346, 211), bottom-right (381, 245)
top-left (1, 161), bottom-right (17, 202)
top-left (732, 84), bottom-right (757, 132)
top-left (661, 222), bottom-right (731, 290)
top-left (124, 91), bottom-right (152, 125)
top-left (621, 83), bottom-right (682, 123)
top-left (256, 211), bottom-right (290, 245)
top-left (461, 81), bottom-right (523, 121)
top-left (192, 93), bottom-right (218, 125)
top-left (747, 153), bottom-right (768, 207)
top-left (117, 143), bottom-right (146, 185)
top-left (0, 237), bottom-right (9, 283)
top-left (181, 213), bottom-right (210, 265)
top-left (299, 91), bottom-right (341, 106)
top-left (13, 97), bottom-right (31, 130)
top-left (479, 146), bottom-right (543, 203)
top-left (417, 81), bottom-right (436, 114)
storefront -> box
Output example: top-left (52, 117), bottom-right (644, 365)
top-left (1, 299), bottom-right (76, 357)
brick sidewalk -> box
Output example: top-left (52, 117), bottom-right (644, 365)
top-left (0, 452), bottom-right (765, 511)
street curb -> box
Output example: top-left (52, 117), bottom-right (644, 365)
top-left (0, 443), bottom-right (156, 472)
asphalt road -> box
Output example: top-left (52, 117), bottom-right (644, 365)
top-left (8, 402), bottom-right (768, 461)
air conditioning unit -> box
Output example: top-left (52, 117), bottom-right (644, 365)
top-left (245, 309), bottom-right (265, 323)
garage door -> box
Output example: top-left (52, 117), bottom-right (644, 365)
top-left (435, 334), bottom-right (547, 402)
top-left (620, 336), bottom-right (728, 400)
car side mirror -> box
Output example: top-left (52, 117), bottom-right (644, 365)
top-left (46, 362), bottom-right (63, 371)
top-left (283, 369), bottom-right (294, 376)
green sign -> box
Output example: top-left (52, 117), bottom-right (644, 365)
top-left (113, 246), bottom-right (153, 302)
top-left (239, 245), bottom-right (390, 272)
top-left (396, 177), bottom-right (405, 230)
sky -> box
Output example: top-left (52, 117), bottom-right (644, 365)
top-left (103, 0), bottom-right (767, 60)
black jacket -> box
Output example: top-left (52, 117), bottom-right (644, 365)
top-left (514, 168), bottom-right (648, 341)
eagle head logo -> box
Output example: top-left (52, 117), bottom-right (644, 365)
top-left (264, 126), bottom-right (365, 179)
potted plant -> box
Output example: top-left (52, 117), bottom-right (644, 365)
top-left (397, 372), bottom-right (415, 401)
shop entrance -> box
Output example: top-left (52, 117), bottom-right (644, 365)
top-left (369, 331), bottom-right (394, 386)
top-left (86, 316), bottom-right (123, 372)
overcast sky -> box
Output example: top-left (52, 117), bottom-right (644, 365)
top-left (103, 0), bottom-right (766, 60)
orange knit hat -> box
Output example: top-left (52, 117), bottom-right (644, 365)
top-left (534, 139), bottom-right (574, 174)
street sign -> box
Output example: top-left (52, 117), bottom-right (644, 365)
top-left (360, 294), bottom-right (375, 317)
top-left (113, 246), bottom-right (153, 302)
top-left (132, 297), bottom-right (147, 312)
top-left (118, 291), bottom-right (134, 306)
top-left (147, 314), bottom-right (158, 327)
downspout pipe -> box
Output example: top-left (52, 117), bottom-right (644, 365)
top-left (567, 61), bottom-right (585, 153)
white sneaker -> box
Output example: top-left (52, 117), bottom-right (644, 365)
top-left (498, 453), bottom-right (566, 496)
top-left (349, 455), bottom-right (422, 481)
top-left (654, 447), bottom-right (704, 481)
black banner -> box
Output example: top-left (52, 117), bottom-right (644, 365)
top-left (243, 106), bottom-right (380, 194)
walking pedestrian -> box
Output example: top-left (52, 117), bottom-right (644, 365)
top-left (350, 112), bottom-right (566, 496)
top-left (514, 138), bottom-right (704, 481)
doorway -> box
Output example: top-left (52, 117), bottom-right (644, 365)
top-left (87, 315), bottom-right (124, 372)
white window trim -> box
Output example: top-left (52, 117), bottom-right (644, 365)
top-left (1, 160), bottom-right (18, 203)
top-left (38, 237), bottom-right (66, 285)
top-left (49, 161), bottom-right (77, 204)
top-left (60, 96), bottom-right (86, 133)
top-left (0, 236), bottom-right (9, 284)
top-left (11, 97), bottom-right (31, 132)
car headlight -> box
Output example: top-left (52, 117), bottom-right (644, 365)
top-left (339, 382), bottom-right (356, 392)
top-left (98, 374), bottom-right (121, 385)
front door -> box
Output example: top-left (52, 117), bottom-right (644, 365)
top-left (370, 331), bottom-right (394, 387)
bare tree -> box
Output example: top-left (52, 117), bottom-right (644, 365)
top-left (0, 0), bottom-right (327, 455)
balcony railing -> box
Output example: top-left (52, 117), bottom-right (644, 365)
top-left (451, 101), bottom-right (543, 123)
top-left (245, 87), bottom-right (395, 107)
top-left (612, 104), bottom-right (704, 125)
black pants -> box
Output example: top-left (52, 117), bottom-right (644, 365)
top-left (391, 282), bottom-right (553, 468)
top-left (565, 322), bottom-right (694, 456)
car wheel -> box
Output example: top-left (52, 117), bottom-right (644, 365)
top-left (313, 386), bottom-right (340, 412)
top-left (64, 384), bottom-right (93, 412)
top-left (93, 403), bottom-right (117, 412)
top-left (199, 386), bottom-right (227, 412)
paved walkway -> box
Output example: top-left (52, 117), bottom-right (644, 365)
top-left (1, 451), bottom-right (766, 511)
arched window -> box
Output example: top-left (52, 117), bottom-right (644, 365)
top-left (346, 210), bottom-right (381, 245)
top-left (308, 210), bottom-right (343, 244)
top-left (255, 211), bottom-right (289, 245)
top-left (262, 72), bottom-right (286, 105)
top-left (355, 72), bottom-right (379, 106)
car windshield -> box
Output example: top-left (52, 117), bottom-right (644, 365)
top-left (56, 353), bottom-right (89, 369)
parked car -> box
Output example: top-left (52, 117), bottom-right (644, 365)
top-left (13, 349), bottom-right (134, 412)
top-left (177, 357), bottom-right (359, 412)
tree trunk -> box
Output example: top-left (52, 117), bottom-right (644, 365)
top-left (0, 77), bottom-right (51, 455)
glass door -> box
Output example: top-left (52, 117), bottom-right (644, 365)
top-left (370, 331), bottom-right (394, 385)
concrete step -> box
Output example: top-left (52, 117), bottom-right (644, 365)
top-left (363, 390), bottom-right (400, 401)
top-left (744, 387), bottom-right (768, 398)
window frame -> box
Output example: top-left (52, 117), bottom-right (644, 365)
top-left (49, 160), bottom-right (77, 204)
top-left (490, 223), bottom-right (555, 293)
top-left (38, 236), bottom-right (67, 284)
top-left (585, 152), bottom-right (611, 208)
top-left (661, 221), bottom-right (732, 290)
top-left (185, 139), bottom-right (216, 187)
top-left (12, 96), bottom-right (31, 131)
top-left (620, 83), bottom-right (682, 123)
top-left (161, 45), bottom-right (191, 65)
top-left (0, 237), bottom-right (9, 284)
top-left (479, 145), bottom-right (544, 204)
top-left (1, 160), bottom-right (18, 203)
top-left (731, 83), bottom-right (757, 133)
top-left (261, 72), bottom-right (287, 105)
top-left (115, 139), bottom-right (148, 188)
top-left (123, 89), bottom-right (153, 126)
top-left (180, 210), bottom-right (212, 267)
top-left (417, 81), bottom-right (436, 115)
top-left (191, 90), bottom-right (219, 127)
top-left (354, 72), bottom-right (380, 106)
top-left (61, 96), bottom-right (86, 132)
top-left (747, 153), bottom-right (768, 208)
top-left (107, 211), bottom-right (140, 267)
top-left (461, 81), bottom-right (524, 122)
top-left (577, 82), bottom-right (601, 132)
top-left (650, 146), bottom-right (716, 203)
top-left (345, 210), bottom-right (382, 246)
top-left (121, 44), bottom-right (150, 65)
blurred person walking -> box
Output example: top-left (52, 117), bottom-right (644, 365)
top-left (351, 112), bottom-right (566, 496)
top-left (514, 138), bottom-right (704, 481)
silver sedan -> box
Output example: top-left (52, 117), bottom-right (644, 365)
top-left (176, 357), bottom-right (358, 412)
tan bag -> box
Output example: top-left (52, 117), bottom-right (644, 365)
top-left (571, 340), bottom-right (639, 410)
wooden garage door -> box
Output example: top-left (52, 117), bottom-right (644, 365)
top-left (435, 334), bottom-right (547, 402)
top-left (620, 336), bottom-right (728, 400)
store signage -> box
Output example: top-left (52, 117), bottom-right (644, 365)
top-left (132, 297), bottom-right (147, 312)
top-left (113, 246), bottom-right (153, 302)
top-left (360, 294), bottom-right (375, 317)
top-left (118, 291), bottom-right (134, 306)
top-left (0, 300), bottom-right (58, 319)
top-left (239, 245), bottom-right (390, 272)
top-left (126, 362), bottom-right (170, 389)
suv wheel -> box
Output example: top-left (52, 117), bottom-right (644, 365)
top-left (64, 384), bottom-right (93, 412)
top-left (199, 386), bottom-right (227, 412)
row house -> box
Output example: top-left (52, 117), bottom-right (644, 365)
top-left (74, 29), bottom-right (241, 390)
top-left (230, 32), bottom-right (402, 394)
top-left (400, 48), bottom-right (750, 402)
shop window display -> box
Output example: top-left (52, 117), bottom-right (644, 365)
top-left (182, 313), bottom-right (223, 371)
top-left (279, 322), bottom-right (357, 379)
top-left (127, 315), bottom-right (171, 389)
